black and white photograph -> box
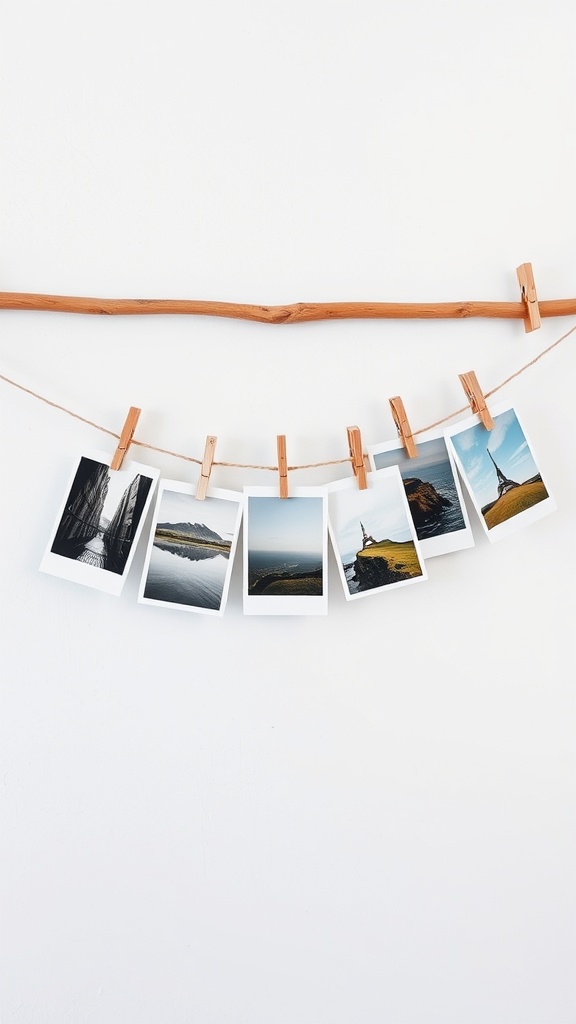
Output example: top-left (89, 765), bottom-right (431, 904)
top-left (243, 487), bottom-right (328, 615)
top-left (327, 467), bottom-right (427, 600)
top-left (368, 430), bottom-right (474, 558)
top-left (138, 480), bottom-right (243, 616)
top-left (40, 450), bottom-right (159, 595)
top-left (445, 403), bottom-right (556, 542)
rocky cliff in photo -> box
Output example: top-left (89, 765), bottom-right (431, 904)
top-left (403, 477), bottom-right (452, 525)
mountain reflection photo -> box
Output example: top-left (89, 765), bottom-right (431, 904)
top-left (139, 481), bottom-right (243, 615)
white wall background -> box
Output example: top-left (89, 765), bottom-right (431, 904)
top-left (1, 3), bottom-right (575, 1022)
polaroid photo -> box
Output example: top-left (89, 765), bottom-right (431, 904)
top-left (368, 429), bottom-right (474, 558)
top-left (40, 450), bottom-right (159, 596)
top-left (243, 487), bottom-right (328, 615)
top-left (138, 480), bottom-right (243, 616)
top-left (327, 466), bottom-right (427, 601)
top-left (444, 403), bottom-right (556, 542)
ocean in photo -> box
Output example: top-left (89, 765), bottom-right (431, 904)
top-left (248, 550), bottom-right (323, 594)
top-left (144, 541), bottom-right (230, 610)
top-left (372, 450), bottom-right (466, 540)
top-left (344, 561), bottom-right (359, 593)
top-left (404, 460), bottom-right (466, 539)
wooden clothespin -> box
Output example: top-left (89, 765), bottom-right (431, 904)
top-left (458, 371), bottom-right (494, 430)
top-left (389, 396), bottom-right (417, 459)
top-left (516, 262), bottom-right (541, 332)
top-left (277, 435), bottom-right (288, 498)
top-left (111, 406), bottom-right (141, 470)
top-left (347, 425), bottom-right (368, 489)
top-left (196, 435), bottom-right (217, 500)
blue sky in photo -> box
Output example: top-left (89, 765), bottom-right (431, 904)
top-left (248, 495), bottom-right (324, 553)
top-left (329, 472), bottom-right (413, 562)
top-left (449, 408), bottom-right (539, 508)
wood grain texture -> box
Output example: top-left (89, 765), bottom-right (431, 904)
top-left (1, 291), bottom-right (575, 323)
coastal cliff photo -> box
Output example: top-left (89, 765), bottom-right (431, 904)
top-left (369, 431), bottom-right (473, 558)
top-left (327, 467), bottom-right (427, 601)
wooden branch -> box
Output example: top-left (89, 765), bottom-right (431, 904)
top-left (0, 291), bottom-right (575, 324)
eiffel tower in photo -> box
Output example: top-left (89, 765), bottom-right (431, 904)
top-left (360, 521), bottom-right (378, 549)
top-left (487, 449), bottom-right (519, 498)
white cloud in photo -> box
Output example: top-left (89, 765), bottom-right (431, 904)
top-left (455, 429), bottom-right (475, 451)
top-left (487, 408), bottom-right (515, 453)
top-left (510, 439), bottom-right (527, 457)
top-left (465, 453), bottom-right (485, 484)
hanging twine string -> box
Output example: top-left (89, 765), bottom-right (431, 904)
top-left (1, 321), bottom-right (574, 471)
top-left (412, 323), bottom-right (575, 435)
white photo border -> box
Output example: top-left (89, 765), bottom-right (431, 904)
top-left (326, 466), bottom-right (427, 601)
top-left (138, 479), bottom-right (244, 616)
top-left (367, 427), bottom-right (474, 558)
top-left (39, 449), bottom-right (159, 596)
top-left (243, 486), bottom-right (328, 616)
top-left (444, 402), bottom-right (556, 542)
